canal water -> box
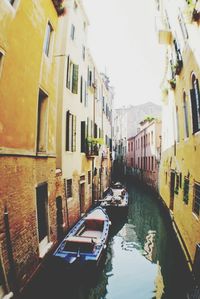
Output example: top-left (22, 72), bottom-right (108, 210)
top-left (21, 183), bottom-right (192, 299)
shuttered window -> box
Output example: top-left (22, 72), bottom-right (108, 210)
top-left (72, 115), bottom-right (76, 152)
top-left (66, 111), bottom-right (76, 152)
top-left (80, 76), bottom-right (83, 103)
top-left (81, 121), bottom-right (86, 153)
top-left (183, 92), bottom-right (189, 138)
top-left (72, 64), bottom-right (79, 94)
top-left (193, 182), bottom-right (200, 217)
top-left (66, 179), bottom-right (72, 198)
top-left (66, 55), bottom-right (71, 89)
top-left (183, 177), bottom-right (189, 204)
top-left (66, 56), bottom-right (79, 94)
top-left (190, 77), bottom-right (200, 134)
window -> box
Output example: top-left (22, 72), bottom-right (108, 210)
top-left (80, 76), bottom-right (83, 103)
top-left (36, 183), bottom-right (49, 245)
top-left (7, 0), bottom-right (15, 5)
top-left (37, 89), bottom-right (48, 153)
top-left (0, 51), bottom-right (4, 79)
top-left (66, 110), bottom-right (76, 152)
top-left (193, 182), bottom-right (200, 216)
top-left (179, 172), bottom-right (182, 188)
top-left (131, 142), bottom-right (133, 151)
top-left (84, 80), bottom-right (87, 106)
top-left (138, 157), bottom-right (140, 168)
top-left (88, 171), bottom-right (91, 184)
top-left (151, 131), bottom-right (153, 145)
top-left (66, 179), bottom-right (72, 198)
top-left (44, 22), bottom-right (53, 57)
top-left (130, 157), bottom-right (134, 167)
top-left (165, 172), bottom-right (168, 185)
top-left (94, 123), bottom-right (97, 138)
top-left (82, 46), bottom-right (85, 61)
top-left (81, 121), bottom-right (86, 153)
top-left (128, 143), bottom-right (130, 152)
top-left (87, 68), bottom-right (92, 87)
top-left (71, 24), bottom-right (75, 40)
top-left (175, 173), bottom-right (179, 194)
top-left (66, 56), bottom-right (79, 94)
top-left (176, 106), bottom-right (180, 142)
top-left (183, 177), bottom-right (189, 204)
top-left (183, 92), bottom-right (189, 138)
top-left (190, 74), bottom-right (200, 134)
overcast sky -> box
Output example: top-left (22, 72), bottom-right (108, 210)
top-left (83, 0), bottom-right (165, 108)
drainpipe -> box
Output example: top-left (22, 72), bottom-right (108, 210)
top-left (4, 207), bottom-right (18, 297)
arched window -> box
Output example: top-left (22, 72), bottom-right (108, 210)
top-left (190, 74), bottom-right (200, 133)
top-left (183, 92), bottom-right (189, 138)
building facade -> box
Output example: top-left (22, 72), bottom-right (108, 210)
top-left (0, 0), bottom-right (65, 296)
top-left (156, 0), bottom-right (200, 272)
top-left (0, 0), bottom-right (113, 296)
top-left (55, 0), bottom-right (113, 232)
top-left (126, 118), bottom-right (162, 192)
top-left (113, 102), bottom-right (161, 179)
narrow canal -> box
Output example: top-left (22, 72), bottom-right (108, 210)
top-left (21, 183), bottom-right (192, 299)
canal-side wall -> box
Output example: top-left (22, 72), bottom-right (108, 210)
top-left (0, 156), bottom-right (58, 292)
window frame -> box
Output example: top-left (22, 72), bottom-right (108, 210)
top-left (190, 74), bottom-right (200, 134)
top-left (0, 49), bottom-right (5, 80)
top-left (183, 91), bottom-right (189, 138)
top-left (37, 89), bottom-right (49, 153)
top-left (193, 182), bottom-right (200, 217)
top-left (44, 21), bottom-right (53, 57)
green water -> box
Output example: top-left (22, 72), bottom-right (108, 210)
top-left (22, 183), bottom-right (192, 299)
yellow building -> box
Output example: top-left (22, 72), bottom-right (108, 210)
top-left (0, 0), bottom-right (64, 296)
top-left (55, 0), bottom-right (113, 229)
top-left (156, 0), bottom-right (200, 272)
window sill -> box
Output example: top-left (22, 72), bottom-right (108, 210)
top-left (39, 241), bottom-right (53, 258)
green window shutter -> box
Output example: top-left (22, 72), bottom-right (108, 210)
top-left (66, 55), bottom-right (71, 89)
top-left (72, 64), bottom-right (79, 94)
top-left (66, 110), bottom-right (70, 151)
top-left (190, 89), bottom-right (199, 134)
top-left (80, 76), bottom-right (83, 103)
top-left (72, 115), bottom-right (76, 152)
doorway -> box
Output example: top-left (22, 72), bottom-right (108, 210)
top-left (80, 183), bottom-right (85, 216)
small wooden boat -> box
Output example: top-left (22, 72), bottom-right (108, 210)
top-left (100, 182), bottom-right (128, 215)
top-left (53, 206), bottom-right (110, 267)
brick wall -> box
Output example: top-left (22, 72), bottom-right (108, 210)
top-left (0, 155), bottom-right (57, 291)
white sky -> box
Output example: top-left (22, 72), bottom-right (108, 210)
top-left (83, 0), bottom-right (165, 108)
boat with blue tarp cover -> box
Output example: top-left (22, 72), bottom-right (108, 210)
top-left (53, 206), bottom-right (110, 268)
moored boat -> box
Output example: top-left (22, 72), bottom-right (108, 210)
top-left (53, 206), bottom-right (110, 268)
top-left (100, 182), bottom-right (128, 217)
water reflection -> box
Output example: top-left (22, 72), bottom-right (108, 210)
top-left (21, 184), bottom-right (192, 299)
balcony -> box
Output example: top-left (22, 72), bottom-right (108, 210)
top-left (85, 140), bottom-right (99, 158)
top-left (155, 16), bottom-right (172, 45)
